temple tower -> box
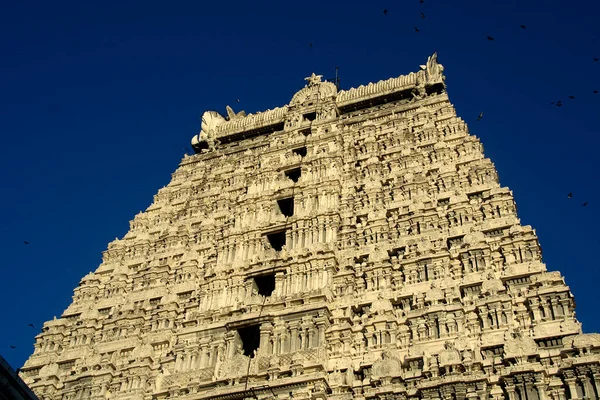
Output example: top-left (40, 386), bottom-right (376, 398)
top-left (21, 54), bottom-right (600, 400)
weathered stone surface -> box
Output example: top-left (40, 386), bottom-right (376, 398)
top-left (21, 53), bottom-right (600, 400)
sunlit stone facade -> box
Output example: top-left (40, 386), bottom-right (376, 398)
top-left (21, 54), bottom-right (600, 400)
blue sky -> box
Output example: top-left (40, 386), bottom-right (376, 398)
top-left (1, 0), bottom-right (599, 369)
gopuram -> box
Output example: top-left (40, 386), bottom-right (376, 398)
top-left (21, 54), bottom-right (600, 400)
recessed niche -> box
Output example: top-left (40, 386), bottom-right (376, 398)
top-left (285, 168), bottom-right (301, 183)
top-left (192, 141), bottom-right (209, 153)
top-left (300, 128), bottom-right (311, 137)
top-left (292, 146), bottom-right (307, 157)
top-left (277, 197), bottom-right (294, 217)
top-left (303, 112), bottom-right (317, 122)
top-left (238, 324), bottom-right (261, 358)
top-left (254, 274), bottom-right (276, 296)
top-left (266, 231), bottom-right (287, 251)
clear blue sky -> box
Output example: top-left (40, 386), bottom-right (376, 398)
top-left (1, 0), bottom-right (599, 369)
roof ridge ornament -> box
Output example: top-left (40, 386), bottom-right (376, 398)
top-left (424, 52), bottom-right (444, 84)
top-left (225, 105), bottom-right (246, 121)
top-left (304, 72), bottom-right (323, 87)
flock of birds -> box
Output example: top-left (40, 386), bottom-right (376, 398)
top-left (383, 2), bottom-right (597, 210)
top-left (9, 324), bottom-right (35, 349)
top-left (313, 1), bottom-right (600, 115)
top-left (568, 193), bottom-right (588, 207)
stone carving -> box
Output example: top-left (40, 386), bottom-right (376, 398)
top-left (504, 332), bottom-right (538, 360)
top-left (191, 110), bottom-right (227, 151)
top-left (225, 105), bottom-right (246, 120)
top-left (481, 277), bottom-right (504, 295)
top-left (371, 297), bottom-right (393, 316)
top-left (290, 78), bottom-right (337, 106)
top-left (422, 52), bottom-right (445, 84)
top-left (573, 333), bottom-right (600, 348)
top-left (201, 110), bottom-right (227, 136)
top-left (371, 350), bottom-right (402, 379)
top-left (22, 55), bottom-right (600, 400)
top-left (217, 354), bottom-right (251, 379)
top-left (38, 363), bottom-right (59, 379)
top-left (438, 342), bottom-right (461, 366)
top-left (560, 318), bottom-right (582, 333)
top-left (305, 73), bottom-right (323, 87)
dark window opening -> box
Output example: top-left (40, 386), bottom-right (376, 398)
top-left (354, 254), bottom-right (369, 264)
top-left (254, 274), bottom-right (276, 296)
top-left (460, 284), bottom-right (482, 298)
top-left (292, 146), bottom-right (307, 157)
top-left (467, 191), bottom-right (485, 200)
top-left (484, 228), bottom-right (505, 238)
top-left (300, 128), bottom-right (311, 137)
top-left (217, 122), bottom-right (284, 145)
top-left (192, 140), bottom-right (209, 153)
top-left (426, 83), bottom-right (445, 96)
top-left (353, 304), bottom-right (371, 317)
top-left (535, 337), bottom-right (563, 348)
top-left (446, 235), bottom-right (464, 249)
top-left (388, 247), bottom-right (406, 258)
top-left (303, 112), bottom-right (317, 122)
top-left (277, 197), bottom-right (294, 217)
top-left (285, 168), bottom-right (301, 183)
top-left (266, 231), bottom-right (287, 251)
top-left (481, 345), bottom-right (504, 359)
top-left (238, 324), bottom-right (261, 358)
top-left (338, 88), bottom-right (414, 114)
top-left (506, 276), bottom-right (532, 286)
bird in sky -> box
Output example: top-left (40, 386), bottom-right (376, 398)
top-left (477, 111), bottom-right (484, 121)
top-left (420, 0), bottom-right (424, 3)
top-left (486, 36), bottom-right (495, 41)
top-left (593, 90), bottom-right (598, 94)
top-left (383, 9), bottom-right (388, 15)
top-left (556, 100), bottom-right (563, 107)
top-left (568, 95), bottom-right (575, 99)
top-left (582, 202), bottom-right (589, 207)
top-left (236, 99), bottom-right (240, 103)
top-left (568, 192), bottom-right (573, 199)
top-left (309, 43), bottom-right (312, 49)
top-left (421, 12), bottom-right (425, 19)
top-left (28, 323), bottom-right (35, 328)
top-left (10, 345), bottom-right (16, 349)
top-left (414, 26), bottom-right (420, 33)
top-left (24, 241), bottom-right (29, 244)
top-left (520, 25), bottom-right (527, 29)
top-left (594, 57), bottom-right (599, 62)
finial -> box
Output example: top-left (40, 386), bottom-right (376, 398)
top-left (304, 72), bottom-right (323, 87)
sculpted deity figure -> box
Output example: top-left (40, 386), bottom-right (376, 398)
top-left (191, 110), bottom-right (226, 151)
top-left (411, 75), bottom-right (428, 101)
top-left (424, 52), bottom-right (445, 84)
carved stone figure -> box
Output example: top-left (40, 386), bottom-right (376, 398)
top-left (225, 105), bottom-right (247, 120)
top-left (423, 52), bottom-right (445, 84)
